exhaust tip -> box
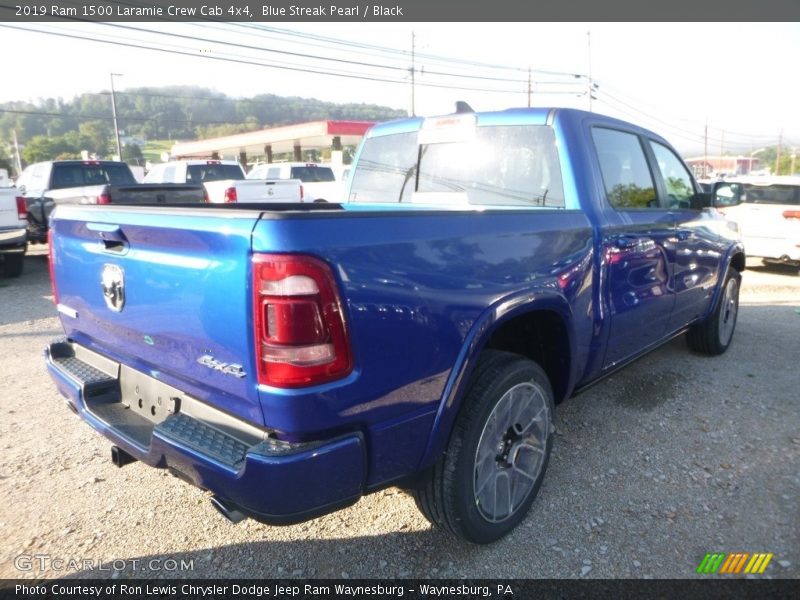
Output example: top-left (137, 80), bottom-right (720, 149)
top-left (210, 496), bottom-right (247, 524)
top-left (111, 445), bottom-right (137, 468)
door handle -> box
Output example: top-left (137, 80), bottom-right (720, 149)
top-left (87, 222), bottom-right (129, 252)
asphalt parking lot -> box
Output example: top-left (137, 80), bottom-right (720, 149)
top-left (1, 250), bottom-right (798, 580)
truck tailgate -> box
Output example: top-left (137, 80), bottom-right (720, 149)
top-left (50, 205), bottom-right (265, 426)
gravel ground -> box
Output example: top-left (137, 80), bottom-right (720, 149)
top-left (1, 250), bottom-right (798, 580)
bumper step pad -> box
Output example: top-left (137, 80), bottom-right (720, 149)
top-left (51, 355), bottom-right (116, 388)
top-left (156, 413), bottom-right (249, 468)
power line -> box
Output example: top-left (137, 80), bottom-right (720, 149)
top-left (0, 24), bottom-right (547, 96)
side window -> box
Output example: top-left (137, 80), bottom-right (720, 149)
top-left (650, 141), bottom-right (695, 208)
top-left (592, 128), bottom-right (658, 209)
top-left (162, 165), bottom-right (176, 183)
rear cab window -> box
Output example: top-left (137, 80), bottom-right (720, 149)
top-left (50, 163), bottom-right (136, 189)
top-left (348, 118), bottom-right (565, 208)
top-left (186, 164), bottom-right (245, 182)
top-left (290, 166), bottom-right (336, 183)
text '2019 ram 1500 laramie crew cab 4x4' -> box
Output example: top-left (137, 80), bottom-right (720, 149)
top-left (45, 108), bottom-right (743, 543)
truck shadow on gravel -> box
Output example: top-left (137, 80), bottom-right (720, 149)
top-left (0, 254), bottom-right (59, 327)
top-left (57, 528), bottom-right (485, 580)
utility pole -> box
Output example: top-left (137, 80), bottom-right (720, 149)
top-left (410, 32), bottom-right (416, 117)
top-left (110, 73), bottom-right (123, 160)
top-left (587, 31), bottom-right (593, 112)
top-left (12, 130), bottom-right (22, 175)
top-left (703, 122), bottom-right (708, 178)
top-left (775, 130), bottom-right (783, 175)
top-left (527, 67), bottom-right (532, 108)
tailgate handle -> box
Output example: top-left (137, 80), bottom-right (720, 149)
top-left (87, 222), bottom-right (128, 252)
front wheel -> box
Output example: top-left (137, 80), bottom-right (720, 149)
top-left (413, 350), bottom-right (554, 544)
top-left (686, 269), bottom-right (741, 355)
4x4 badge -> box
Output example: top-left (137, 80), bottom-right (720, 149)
top-left (101, 264), bottom-right (125, 312)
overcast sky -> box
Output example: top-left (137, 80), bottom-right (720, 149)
top-left (1, 21), bottom-right (798, 154)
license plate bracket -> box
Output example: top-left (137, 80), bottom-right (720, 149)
top-left (119, 364), bottom-right (183, 424)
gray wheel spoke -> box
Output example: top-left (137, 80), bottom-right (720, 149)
top-left (512, 465), bottom-right (537, 482)
top-left (474, 380), bottom-right (551, 523)
top-left (718, 277), bottom-right (738, 345)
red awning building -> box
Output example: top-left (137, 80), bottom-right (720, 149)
top-left (170, 120), bottom-right (376, 165)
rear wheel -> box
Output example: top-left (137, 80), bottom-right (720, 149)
top-left (1, 253), bottom-right (24, 278)
top-left (413, 350), bottom-right (554, 544)
top-left (687, 268), bottom-right (741, 355)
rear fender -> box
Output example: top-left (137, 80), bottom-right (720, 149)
top-left (416, 289), bottom-right (576, 471)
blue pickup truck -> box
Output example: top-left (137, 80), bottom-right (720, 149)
top-left (45, 107), bottom-right (743, 544)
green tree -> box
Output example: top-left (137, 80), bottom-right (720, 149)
top-left (78, 121), bottom-right (111, 157)
top-left (21, 135), bottom-right (74, 163)
top-left (122, 143), bottom-right (144, 165)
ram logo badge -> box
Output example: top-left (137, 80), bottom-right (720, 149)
top-left (197, 354), bottom-right (246, 379)
top-left (101, 264), bottom-right (125, 312)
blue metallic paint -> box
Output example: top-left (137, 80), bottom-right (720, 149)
top-left (47, 108), bottom-right (742, 522)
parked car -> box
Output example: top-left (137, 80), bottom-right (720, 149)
top-left (145, 159), bottom-right (303, 204)
top-left (711, 176), bottom-right (800, 268)
top-left (45, 107), bottom-right (743, 544)
top-left (15, 160), bottom-right (206, 243)
top-left (248, 162), bottom-right (340, 203)
top-left (0, 188), bottom-right (26, 277)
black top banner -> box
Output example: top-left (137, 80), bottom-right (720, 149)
top-left (1, 0), bottom-right (799, 22)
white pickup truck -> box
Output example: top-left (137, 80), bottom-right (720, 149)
top-left (247, 162), bottom-right (341, 203)
top-left (0, 187), bottom-right (26, 277)
top-left (144, 160), bottom-right (303, 204)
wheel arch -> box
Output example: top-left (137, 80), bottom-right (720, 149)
top-left (416, 291), bottom-right (576, 471)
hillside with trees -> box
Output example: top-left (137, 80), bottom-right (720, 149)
top-left (0, 86), bottom-right (407, 167)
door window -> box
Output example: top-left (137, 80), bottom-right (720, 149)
top-left (592, 128), bottom-right (658, 209)
top-left (650, 141), bottom-right (696, 208)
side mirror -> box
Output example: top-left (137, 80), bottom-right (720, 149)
top-left (712, 181), bottom-right (742, 207)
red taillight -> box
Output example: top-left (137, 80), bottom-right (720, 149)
top-left (203, 188), bottom-right (210, 203)
top-left (48, 228), bottom-right (58, 305)
top-left (97, 192), bottom-right (112, 204)
top-left (16, 196), bottom-right (26, 220)
top-left (783, 210), bottom-right (800, 220)
top-left (224, 187), bottom-right (238, 203)
top-left (253, 254), bottom-right (352, 388)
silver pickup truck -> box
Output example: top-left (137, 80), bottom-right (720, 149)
top-left (0, 187), bottom-right (26, 277)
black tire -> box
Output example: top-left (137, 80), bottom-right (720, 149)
top-left (686, 268), bottom-right (741, 355)
top-left (1, 253), bottom-right (24, 278)
top-left (413, 350), bottom-right (554, 544)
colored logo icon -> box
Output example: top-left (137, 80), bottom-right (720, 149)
top-left (697, 552), bottom-right (774, 574)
